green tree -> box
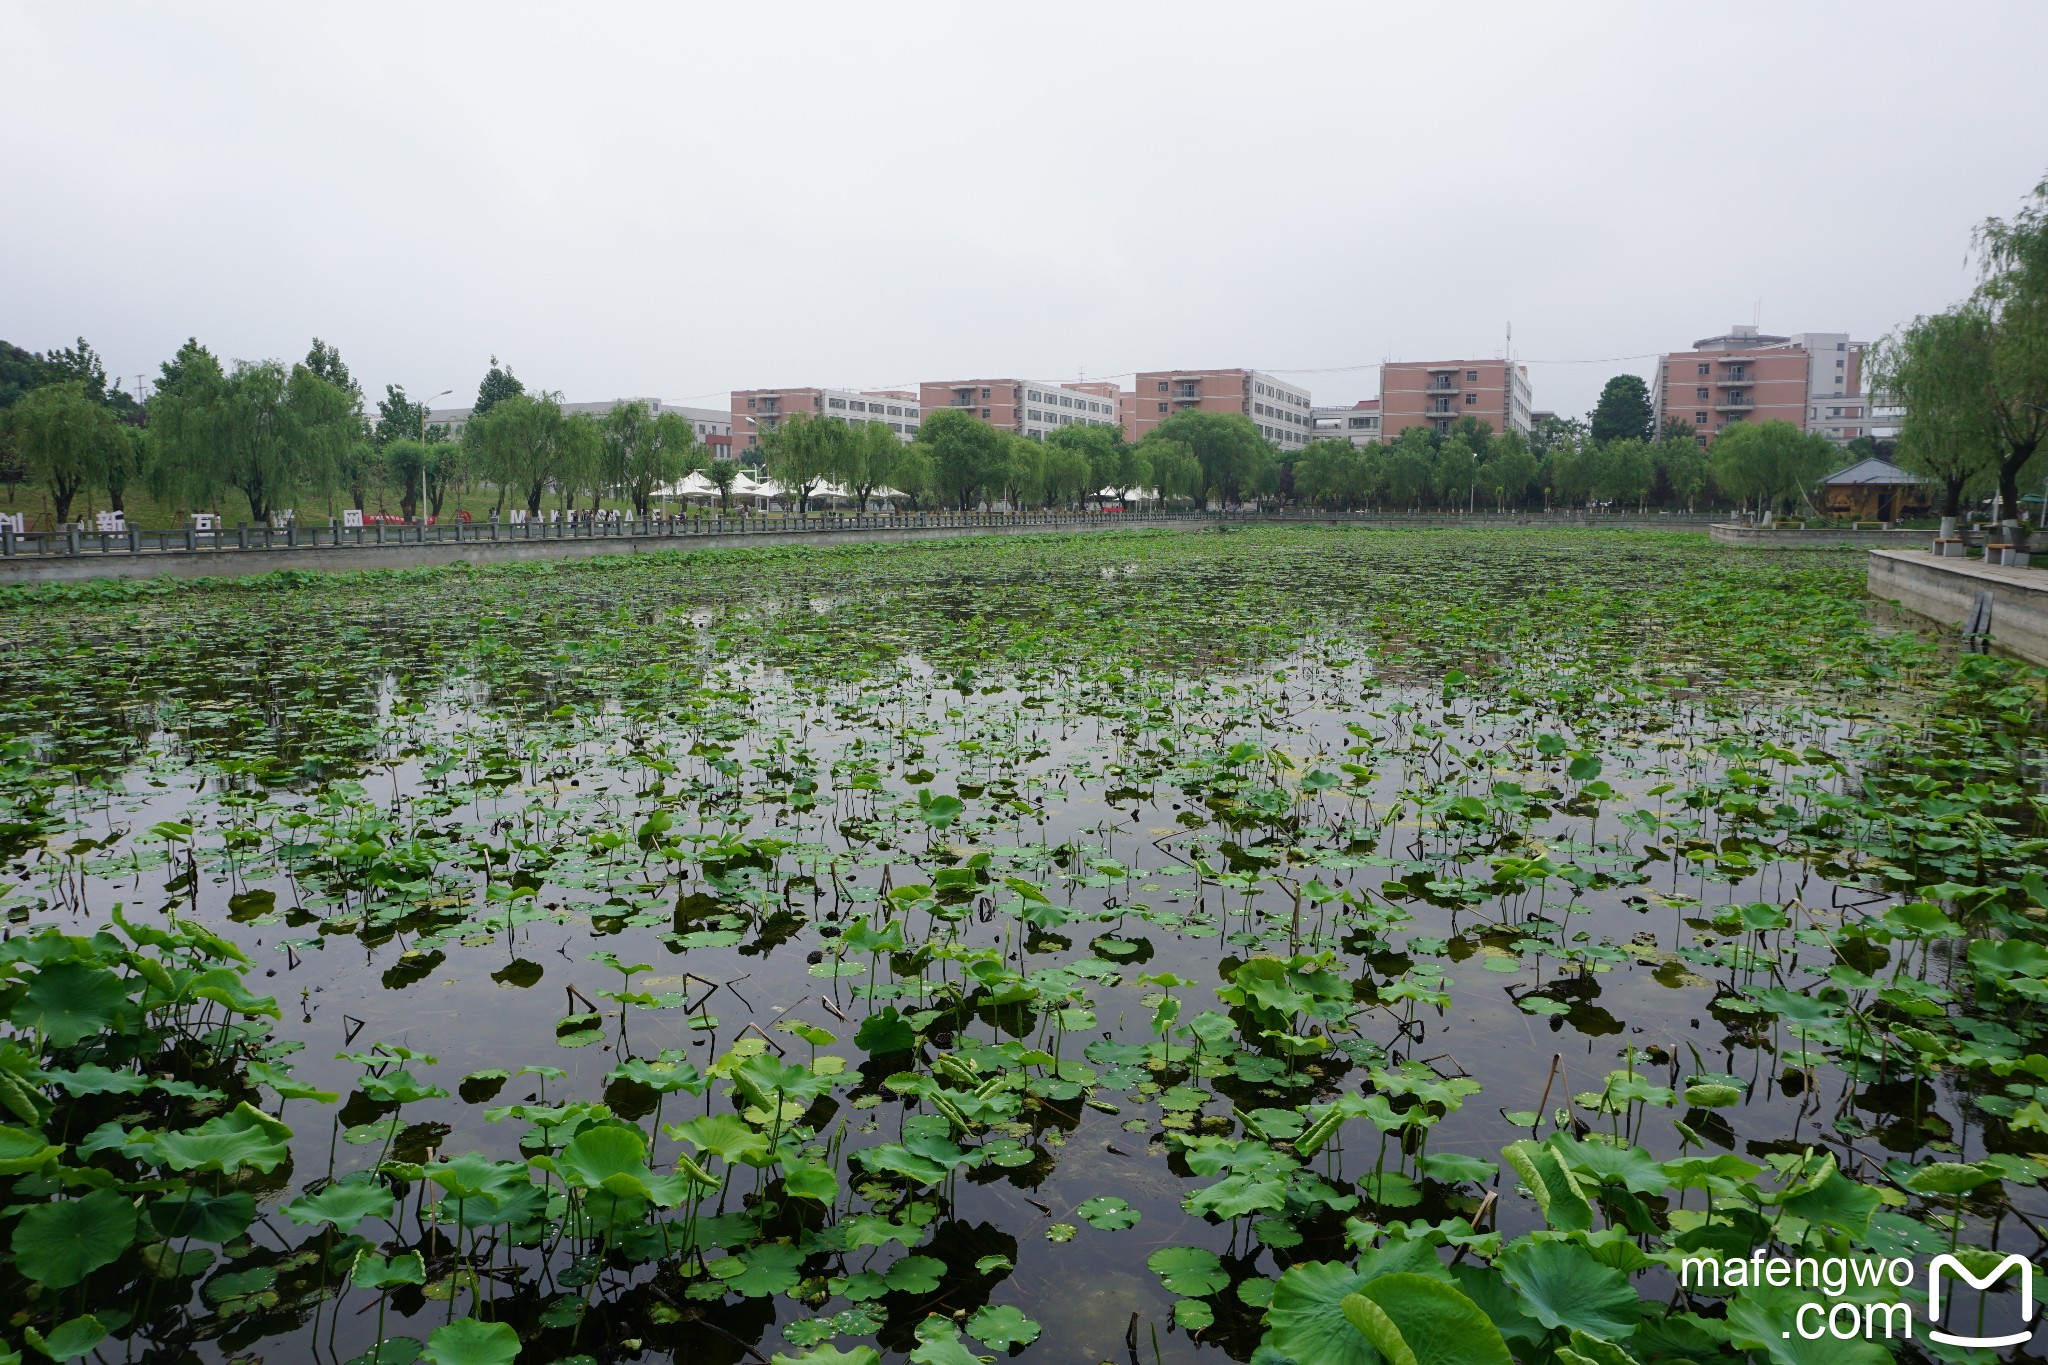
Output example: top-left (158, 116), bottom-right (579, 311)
top-left (1144, 441), bottom-right (1202, 505)
top-left (1293, 439), bottom-right (1375, 509)
top-left (602, 402), bottom-right (699, 516)
top-left (150, 358), bottom-right (355, 524)
top-left (1869, 305), bottom-right (2005, 521)
top-left (1040, 439), bottom-right (1092, 509)
top-left (761, 413), bottom-right (848, 513)
top-left (383, 438), bottom-right (430, 520)
top-left (1434, 435), bottom-right (1478, 511)
top-left (1969, 177), bottom-right (2048, 534)
top-left (1658, 434), bottom-right (1708, 513)
top-left (1140, 411), bottom-right (1273, 504)
top-left (995, 434), bottom-right (1044, 509)
top-left (337, 440), bottom-right (381, 513)
top-left (843, 419), bottom-right (903, 512)
top-left (423, 440), bottom-right (466, 519)
top-left (1529, 412), bottom-right (1587, 458)
top-left (104, 424), bottom-right (147, 515)
top-left (302, 338), bottom-right (365, 439)
top-left (1383, 429), bottom-right (1437, 509)
top-left (1545, 435), bottom-right (1594, 509)
top-left (1592, 437), bottom-right (1656, 511)
top-left (375, 384), bottom-right (427, 446)
top-left (472, 357), bottom-right (525, 420)
top-left (1480, 433), bottom-right (1537, 510)
top-left (1589, 374), bottom-right (1654, 445)
top-left (1707, 420), bottom-right (1836, 515)
top-left (2, 381), bottom-right (118, 523)
top-left (890, 443), bottom-right (937, 509)
top-left (1049, 424), bottom-right (1146, 506)
top-left (465, 391), bottom-right (579, 517)
top-left (0, 341), bottom-right (57, 411)
top-left (914, 408), bottom-right (1005, 510)
top-left (1451, 415), bottom-right (1495, 460)
top-left (704, 457), bottom-right (740, 513)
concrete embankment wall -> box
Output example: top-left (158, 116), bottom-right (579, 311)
top-left (1867, 550), bottom-right (2048, 667)
top-left (1713, 524), bottom-right (1933, 549)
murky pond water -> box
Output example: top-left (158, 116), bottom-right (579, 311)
top-left (3, 527), bottom-right (2044, 1364)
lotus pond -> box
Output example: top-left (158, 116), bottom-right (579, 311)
top-left (1, 526), bottom-right (2046, 1365)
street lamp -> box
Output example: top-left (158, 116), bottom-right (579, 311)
top-left (418, 389), bottom-right (452, 523)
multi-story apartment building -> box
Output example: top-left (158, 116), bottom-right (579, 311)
top-left (1794, 332), bottom-right (1870, 444)
top-left (1126, 368), bottom-right (1314, 450)
top-left (918, 379), bottom-right (1120, 439)
top-left (1312, 400), bottom-right (1382, 447)
top-left (427, 398), bottom-right (732, 456)
top-left (1378, 360), bottom-right (1533, 442)
top-left (730, 387), bottom-right (921, 456)
top-left (1650, 325), bottom-right (1864, 447)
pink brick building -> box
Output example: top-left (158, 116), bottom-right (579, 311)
top-left (1126, 368), bottom-right (1313, 450)
top-left (730, 387), bottom-right (920, 457)
top-left (917, 379), bottom-right (1119, 439)
top-left (1651, 327), bottom-right (1871, 447)
top-left (1378, 360), bottom-right (1532, 443)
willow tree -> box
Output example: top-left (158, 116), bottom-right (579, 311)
top-left (913, 409), bottom-right (1004, 511)
top-left (761, 413), bottom-right (849, 513)
top-left (149, 356), bottom-right (354, 524)
top-left (1967, 180), bottom-right (2048, 533)
top-left (1868, 306), bottom-right (2001, 518)
top-left (842, 419), bottom-right (902, 512)
top-left (602, 402), bottom-right (699, 515)
top-left (465, 392), bottom-right (589, 517)
top-left (2, 381), bottom-right (119, 523)
top-left (1707, 420), bottom-right (1835, 516)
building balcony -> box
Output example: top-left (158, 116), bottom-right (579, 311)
top-left (1712, 374), bottom-right (1752, 386)
top-left (1715, 396), bottom-right (1754, 410)
top-left (1426, 382), bottom-right (1459, 393)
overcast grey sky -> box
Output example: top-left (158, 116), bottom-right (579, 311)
top-left (5, 2), bottom-right (2045, 418)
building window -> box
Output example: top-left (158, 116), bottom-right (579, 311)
top-left (828, 397), bottom-right (845, 409)
top-left (1156, 381), bottom-right (1167, 392)
top-left (1157, 402), bottom-right (1168, 413)
top-left (746, 397), bottom-right (756, 409)
top-left (1465, 393), bottom-right (1477, 405)
top-left (1466, 370), bottom-right (1479, 382)
top-left (981, 408), bottom-right (990, 419)
top-left (1694, 412), bottom-right (1707, 424)
top-left (1695, 387), bottom-right (1709, 401)
top-left (1697, 364), bottom-right (1710, 376)
top-left (980, 388), bottom-right (991, 399)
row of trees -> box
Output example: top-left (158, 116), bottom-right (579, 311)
top-left (1871, 176), bottom-right (2048, 531)
top-left (0, 340), bottom-right (717, 525)
top-left (1286, 412), bottom-right (1837, 515)
top-left (758, 409), bottom-right (1218, 513)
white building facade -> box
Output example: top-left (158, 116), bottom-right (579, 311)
top-left (1313, 400), bottom-right (1381, 447)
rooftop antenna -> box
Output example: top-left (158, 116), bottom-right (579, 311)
top-left (1754, 298), bottom-right (1762, 328)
